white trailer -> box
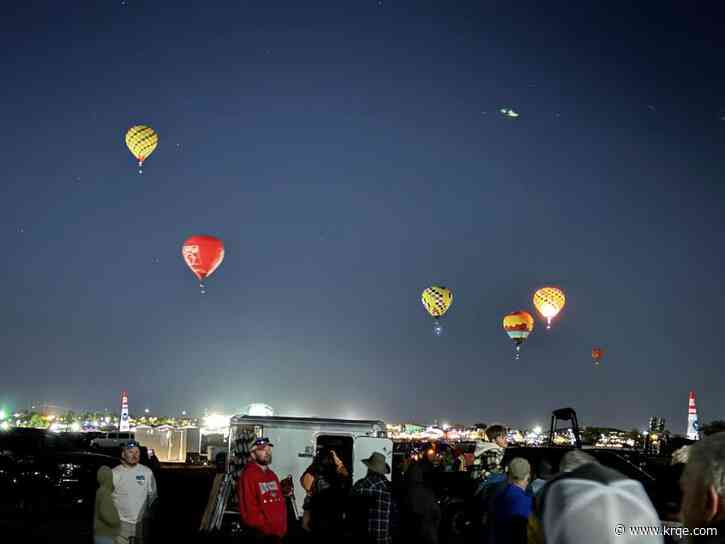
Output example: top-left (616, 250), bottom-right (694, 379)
top-left (135, 425), bottom-right (201, 463)
top-left (227, 415), bottom-right (392, 517)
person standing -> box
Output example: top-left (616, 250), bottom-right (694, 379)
top-left (301, 448), bottom-right (349, 537)
top-left (238, 437), bottom-right (287, 544)
top-left (94, 465), bottom-right (120, 544)
top-left (491, 457), bottom-right (533, 544)
top-left (402, 461), bottom-right (440, 544)
top-left (112, 440), bottom-right (158, 544)
top-left (351, 452), bottom-right (394, 544)
top-left (681, 432), bottom-right (725, 543)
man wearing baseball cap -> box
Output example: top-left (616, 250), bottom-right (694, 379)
top-left (238, 437), bottom-right (287, 543)
top-left (112, 440), bottom-right (158, 544)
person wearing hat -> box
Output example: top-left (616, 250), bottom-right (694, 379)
top-left (490, 457), bottom-right (533, 544)
top-left (351, 451), bottom-right (393, 544)
top-left (238, 437), bottom-right (287, 543)
top-left (539, 461), bottom-right (662, 544)
top-left (111, 440), bottom-right (157, 544)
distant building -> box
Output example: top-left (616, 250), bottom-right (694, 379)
top-left (686, 391), bottom-right (700, 441)
top-left (34, 404), bottom-right (66, 417)
top-left (120, 391), bottom-right (130, 432)
top-left (649, 416), bottom-right (665, 433)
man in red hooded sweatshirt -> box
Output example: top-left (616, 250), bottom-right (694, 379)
top-left (238, 437), bottom-right (288, 543)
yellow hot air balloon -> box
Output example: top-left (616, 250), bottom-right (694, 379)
top-left (125, 125), bottom-right (158, 174)
top-left (503, 311), bottom-right (535, 359)
top-left (421, 286), bottom-right (453, 336)
top-left (533, 286), bottom-right (566, 329)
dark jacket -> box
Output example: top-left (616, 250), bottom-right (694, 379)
top-left (402, 462), bottom-right (441, 544)
top-left (94, 465), bottom-right (121, 537)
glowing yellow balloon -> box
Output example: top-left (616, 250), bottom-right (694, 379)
top-left (125, 125), bottom-right (158, 172)
top-left (533, 286), bottom-right (566, 329)
top-left (421, 286), bottom-right (453, 318)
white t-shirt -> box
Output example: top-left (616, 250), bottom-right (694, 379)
top-left (112, 463), bottom-right (157, 524)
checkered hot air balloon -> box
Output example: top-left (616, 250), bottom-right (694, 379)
top-left (503, 311), bottom-right (535, 359)
top-left (421, 286), bottom-right (453, 336)
top-left (125, 125), bottom-right (159, 174)
top-left (533, 286), bottom-right (566, 329)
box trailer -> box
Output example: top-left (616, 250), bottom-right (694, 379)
top-left (135, 425), bottom-right (201, 463)
top-left (227, 415), bottom-right (392, 517)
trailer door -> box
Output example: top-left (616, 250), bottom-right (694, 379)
top-left (353, 437), bottom-right (394, 482)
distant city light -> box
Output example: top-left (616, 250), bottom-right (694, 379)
top-left (201, 413), bottom-right (232, 436)
top-left (245, 403), bottom-right (274, 417)
top-left (0, 409), bottom-right (6, 420)
top-left (0, 422), bottom-right (9, 431)
top-left (182, 411), bottom-right (187, 416)
top-left (144, 409), bottom-right (150, 414)
top-left (533, 425), bottom-right (543, 435)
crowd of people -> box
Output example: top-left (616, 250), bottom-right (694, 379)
top-left (90, 429), bottom-right (725, 544)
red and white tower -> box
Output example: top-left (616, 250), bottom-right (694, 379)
top-left (686, 391), bottom-right (699, 441)
top-left (120, 390), bottom-right (130, 432)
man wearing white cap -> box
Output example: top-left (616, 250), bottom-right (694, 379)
top-left (540, 462), bottom-right (663, 543)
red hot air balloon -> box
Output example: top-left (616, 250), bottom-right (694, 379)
top-left (181, 235), bottom-right (225, 294)
top-left (592, 347), bottom-right (604, 366)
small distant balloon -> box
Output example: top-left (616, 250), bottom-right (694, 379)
top-left (421, 286), bottom-right (453, 336)
top-left (592, 347), bottom-right (604, 366)
top-left (503, 311), bottom-right (534, 359)
top-left (181, 235), bottom-right (225, 294)
top-left (532, 286), bottom-right (566, 329)
top-left (125, 125), bottom-right (158, 174)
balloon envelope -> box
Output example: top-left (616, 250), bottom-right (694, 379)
top-left (533, 287), bottom-right (566, 322)
top-left (592, 347), bottom-right (604, 363)
top-left (125, 125), bottom-right (158, 164)
top-left (181, 235), bottom-right (225, 281)
top-left (503, 311), bottom-right (535, 344)
top-left (421, 286), bottom-right (453, 318)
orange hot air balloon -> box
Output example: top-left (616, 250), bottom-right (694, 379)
top-left (503, 311), bottom-right (534, 359)
top-left (181, 235), bottom-right (225, 294)
top-left (533, 286), bottom-right (566, 329)
top-left (592, 347), bottom-right (604, 366)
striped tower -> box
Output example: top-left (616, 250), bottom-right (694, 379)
top-left (686, 391), bottom-right (699, 441)
top-left (120, 390), bottom-right (130, 432)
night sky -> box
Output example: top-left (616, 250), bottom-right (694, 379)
top-left (2, 1), bottom-right (724, 433)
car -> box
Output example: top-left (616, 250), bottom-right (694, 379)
top-left (90, 431), bottom-right (136, 449)
top-left (0, 428), bottom-right (121, 541)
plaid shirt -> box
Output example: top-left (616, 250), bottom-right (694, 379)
top-left (352, 472), bottom-right (393, 544)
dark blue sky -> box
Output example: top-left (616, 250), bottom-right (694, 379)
top-left (2, 1), bottom-right (724, 432)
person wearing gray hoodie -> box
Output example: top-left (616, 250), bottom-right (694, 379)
top-left (94, 465), bottom-right (121, 544)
